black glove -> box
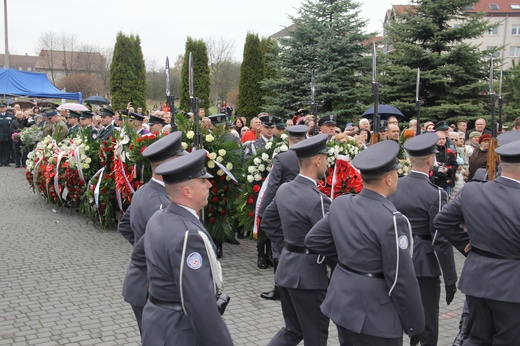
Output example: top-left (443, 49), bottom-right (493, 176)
top-left (410, 334), bottom-right (421, 345)
top-left (446, 284), bottom-right (457, 305)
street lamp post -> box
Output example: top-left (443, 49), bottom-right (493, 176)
top-left (3, 0), bottom-right (9, 68)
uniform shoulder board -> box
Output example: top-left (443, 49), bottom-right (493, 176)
top-left (382, 201), bottom-right (398, 214)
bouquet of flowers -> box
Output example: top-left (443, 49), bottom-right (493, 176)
top-left (11, 132), bottom-right (21, 142)
top-left (235, 134), bottom-right (289, 237)
top-left (126, 132), bottom-right (166, 183)
top-left (20, 126), bottom-right (43, 152)
top-left (398, 159), bottom-right (411, 176)
top-left (318, 140), bottom-right (363, 199)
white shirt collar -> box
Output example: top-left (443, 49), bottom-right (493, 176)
top-left (151, 177), bottom-right (165, 187)
top-left (410, 169), bottom-right (429, 178)
top-left (501, 176), bottom-right (520, 185)
top-left (177, 204), bottom-right (199, 219)
top-left (298, 174), bottom-right (317, 186)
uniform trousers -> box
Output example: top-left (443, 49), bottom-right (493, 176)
top-left (464, 295), bottom-right (520, 346)
top-left (268, 287), bottom-right (328, 346)
top-left (131, 304), bottom-right (143, 336)
top-left (336, 325), bottom-right (402, 346)
top-left (0, 140), bottom-right (10, 165)
top-left (417, 276), bottom-right (440, 346)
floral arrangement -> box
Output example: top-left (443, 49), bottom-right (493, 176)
top-left (235, 134), bottom-right (289, 237)
top-left (11, 132), bottom-right (21, 142)
top-left (398, 159), bottom-right (411, 176)
top-left (20, 126), bottom-right (44, 152)
top-left (318, 140), bottom-right (362, 199)
top-left (126, 132), bottom-right (166, 183)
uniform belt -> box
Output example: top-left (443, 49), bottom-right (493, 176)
top-left (413, 233), bottom-right (432, 241)
top-left (338, 262), bottom-right (384, 279)
top-left (284, 242), bottom-right (317, 255)
top-left (471, 246), bottom-right (519, 260)
top-left (149, 296), bottom-right (183, 311)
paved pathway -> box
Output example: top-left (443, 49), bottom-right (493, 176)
top-left (0, 166), bottom-right (464, 345)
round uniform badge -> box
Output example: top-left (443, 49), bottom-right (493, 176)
top-left (187, 252), bottom-right (203, 270)
top-left (398, 235), bottom-right (409, 250)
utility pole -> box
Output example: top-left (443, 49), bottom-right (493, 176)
top-left (3, 0), bottom-right (9, 68)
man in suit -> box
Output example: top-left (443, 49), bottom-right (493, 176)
top-left (433, 139), bottom-right (520, 346)
top-left (0, 102), bottom-right (13, 166)
top-left (262, 133), bottom-right (332, 345)
top-left (258, 124), bottom-right (309, 300)
top-left (306, 141), bottom-right (425, 345)
top-left (131, 150), bottom-right (233, 346)
top-left (119, 132), bottom-right (186, 336)
top-left (465, 118), bottom-right (491, 141)
top-left (388, 133), bottom-right (457, 346)
top-left (79, 111), bottom-right (99, 139)
top-left (97, 108), bottom-right (115, 141)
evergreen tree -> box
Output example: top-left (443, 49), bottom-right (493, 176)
top-left (260, 37), bottom-right (279, 112)
top-left (263, 0), bottom-right (374, 119)
top-left (180, 38), bottom-right (211, 112)
top-left (110, 32), bottom-right (147, 110)
top-left (237, 33), bottom-right (264, 118)
top-left (382, 0), bottom-right (494, 124)
top-left (502, 61), bottom-right (520, 122)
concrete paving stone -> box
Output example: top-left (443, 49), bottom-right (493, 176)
top-left (28, 337), bottom-right (53, 345)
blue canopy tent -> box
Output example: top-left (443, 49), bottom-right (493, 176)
top-left (0, 68), bottom-right (82, 102)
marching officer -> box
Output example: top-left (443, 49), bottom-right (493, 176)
top-left (434, 139), bottom-right (520, 345)
top-left (261, 133), bottom-right (332, 345)
top-left (131, 150), bottom-right (233, 345)
top-left (388, 133), bottom-right (457, 346)
top-left (305, 141), bottom-right (424, 345)
top-left (258, 124), bottom-right (309, 300)
top-left (119, 132), bottom-right (186, 336)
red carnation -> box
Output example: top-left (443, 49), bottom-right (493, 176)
top-left (219, 210), bottom-right (226, 215)
top-left (209, 217), bottom-right (216, 223)
top-left (252, 184), bottom-right (260, 193)
top-left (212, 197), bottom-right (219, 203)
top-left (211, 187), bottom-right (219, 194)
top-left (220, 175), bottom-right (226, 181)
top-left (208, 207), bottom-right (215, 213)
top-left (211, 180), bottom-right (217, 186)
top-left (247, 197), bottom-right (254, 205)
top-left (248, 211), bottom-right (255, 218)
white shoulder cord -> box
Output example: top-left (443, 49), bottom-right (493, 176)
top-left (179, 230), bottom-right (190, 315)
top-left (431, 188), bottom-right (443, 245)
top-left (179, 230), bottom-right (224, 316)
top-left (316, 194), bottom-right (326, 265)
top-left (388, 212), bottom-right (413, 296)
top-left (251, 143), bottom-right (257, 156)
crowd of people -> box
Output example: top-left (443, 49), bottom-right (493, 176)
top-left (3, 98), bottom-right (520, 345)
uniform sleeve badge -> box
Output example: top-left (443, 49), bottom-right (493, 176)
top-left (398, 235), bottom-right (409, 250)
top-left (187, 252), bottom-right (203, 270)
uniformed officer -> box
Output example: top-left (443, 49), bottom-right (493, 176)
top-left (79, 111), bottom-right (99, 139)
top-left (305, 140), bottom-right (425, 345)
top-left (45, 108), bottom-right (68, 142)
top-left (148, 115), bottom-right (165, 134)
top-left (129, 111), bottom-right (150, 136)
top-left (243, 114), bottom-right (280, 160)
top-left (258, 125), bottom-right (309, 300)
top-left (131, 150), bottom-right (233, 346)
top-left (318, 114), bottom-right (337, 141)
top-left (0, 102), bottom-right (13, 166)
top-left (387, 133), bottom-right (457, 346)
top-left (262, 133), bottom-right (332, 346)
top-left (97, 108), bottom-right (115, 140)
top-left (433, 139), bottom-right (520, 346)
top-left (66, 110), bottom-right (82, 137)
top-left (119, 132), bottom-right (186, 336)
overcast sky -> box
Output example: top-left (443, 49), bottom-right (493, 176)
top-left (2, 0), bottom-right (404, 65)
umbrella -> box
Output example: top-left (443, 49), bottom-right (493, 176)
top-left (8, 98), bottom-right (35, 109)
top-left (360, 104), bottom-right (405, 120)
top-left (57, 103), bottom-right (89, 111)
top-left (84, 96), bottom-right (110, 105)
top-left (37, 99), bottom-right (59, 108)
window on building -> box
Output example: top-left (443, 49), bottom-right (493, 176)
top-left (27, 67), bottom-right (32, 71)
top-left (512, 25), bottom-right (520, 35)
top-left (489, 4), bottom-right (500, 10)
top-left (510, 46), bottom-right (520, 57)
top-left (512, 4), bottom-right (520, 10)
top-left (464, 5), bottom-right (474, 10)
top-left (489, 26), bottom-right (499, 36)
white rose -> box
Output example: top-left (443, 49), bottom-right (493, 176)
top-left (226, 162), bottom-right (233, 170)
top-left (217, 169), bottom-right (224, 176)
top-left (258, 164), bottom-right (265, 172)
top-left (248, 166), bottom-right (256, 174)
top-left (85, 157), bottom-right (92, 164)
top-left (253, 158), bottom-right (261, 165)
top-left (186, 131), bottom-right (195, 139)
top-left (209, 152), bottom-right (217, 160)
top-left (76, 139), bottom-right (82, 145)
top-left (218, 149), bottom-right (226, 157)
top-left (280, 144), bottom-right (288, 152)
top-left (226, 175), bottom-right (231, 181)
top-left (254, 174), bottom-right (262, 181)
top-left (265, 142), bottom-right (272, 150)
top-left (205, 134), bottom-right (214, 142)
top-left (207, 161), bottom-right (215, 169)
top-left (280, 134), bottom-right (288, 141)
top-left (261, 153), bottom-right (269, 161)
top-left (181, 142), bottom-right (188, 149)
top-left (84, 145), bottom-right (90, 151)
top-left (216, 156), bottom-right (223, 163)
top-left (266, 165), bottom-right (272, 172)
top-left (247, 175), bottom-right (254, 183)
top-left (81, 154), bottom-right (87, 160)
top-left (82, 163), bottom-right (90, 170)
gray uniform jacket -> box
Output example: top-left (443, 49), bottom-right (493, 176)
top-left (433, 177), bottom-right (520, 303)
top-left (132, 202), bottom-right (233, 346)
top-left (122, 179), bottom-right (170, 307)
top-left (243, 137), bottom-right (269, 160)
top-left (258, 150), bottom-right (300, 218)
top-left (261, 175), bottom-right (331, 290)
top-left (388, 171), bottom-right (457, 285)
top-left (305, 189), bottom-right (425, 338)
top-left (97, 124), bottom-right (114, 141)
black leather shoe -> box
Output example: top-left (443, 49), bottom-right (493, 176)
top-left (260, 286), bottom-right (280, 300)
top-left (216, 246), bottom-right (223, 259)
top-left (226, 237), bottom-right (240, 245)
top-left (257, 256), bottom-right (269, 269)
